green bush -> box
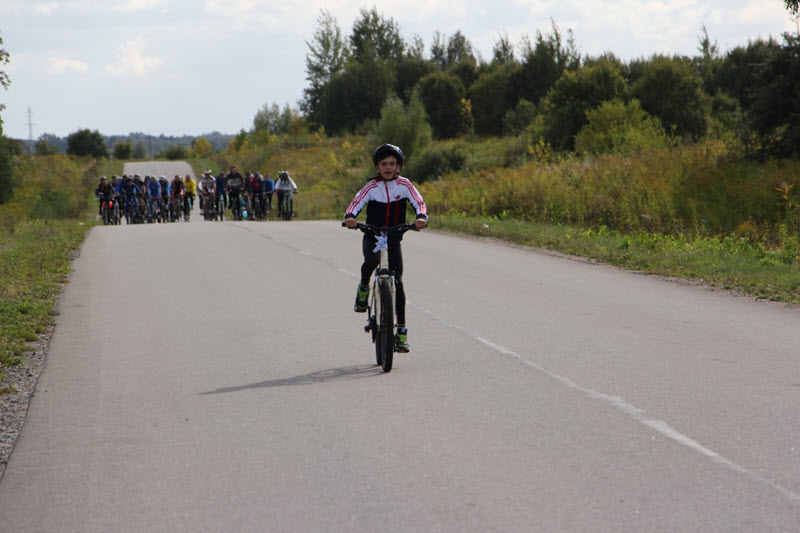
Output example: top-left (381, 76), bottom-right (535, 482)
top-left (574, 99), bottom-right (670, 156)
top-left (405, 143), bottom-right (468, 182)
top-left (29, 180), bottom-right (71, 219)
top-left (158, 144), bottom-right (190, 160)
top-left (538, 61), bottom-right (629, 151)
top-left (503, 99), bottom-right (538, 136)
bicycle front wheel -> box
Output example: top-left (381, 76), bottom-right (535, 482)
top-left (377, 278), bottom-right (394, 372)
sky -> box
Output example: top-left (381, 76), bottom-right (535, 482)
top-left (0, 0), bottom-right (797, 141)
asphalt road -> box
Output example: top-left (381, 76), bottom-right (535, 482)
top-left (1, 198), bottom-right (799, 530)
top-left (122, 161), bottom-right (196, 179)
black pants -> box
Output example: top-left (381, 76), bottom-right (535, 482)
top-left (361, 236), bottom-right (405, 326)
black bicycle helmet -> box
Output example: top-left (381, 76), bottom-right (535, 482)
top-left (372, 144), bottom-right (404, 166)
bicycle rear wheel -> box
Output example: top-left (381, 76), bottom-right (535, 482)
top-left (377, 278), bottom-right (394, 372)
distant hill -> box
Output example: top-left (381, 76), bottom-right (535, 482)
top-left (17, 131), bottom-right (235, 156)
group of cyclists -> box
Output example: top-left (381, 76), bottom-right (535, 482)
top-left (95, 167), bottom-right (299, 225)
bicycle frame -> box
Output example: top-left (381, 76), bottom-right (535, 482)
top-left (344, 222), bottom-right (416, 372)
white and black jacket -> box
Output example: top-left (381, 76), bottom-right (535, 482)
top-left (345, 177), bottom-right (427, 236)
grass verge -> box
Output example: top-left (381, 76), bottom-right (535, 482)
top-left (431, 215), bottom-right (800, 305)
top-left (0, 220), bottom-right (92, 384)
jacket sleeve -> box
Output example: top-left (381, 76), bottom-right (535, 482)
top-left (399, 178), bottom-right (427, 220)
top-left (345, 181), bottom-right (377, 219)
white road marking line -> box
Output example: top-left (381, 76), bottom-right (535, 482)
top-left (471, 335), bottom-right (800, 504)
top-left (236, 224), bottom-right (800, 504)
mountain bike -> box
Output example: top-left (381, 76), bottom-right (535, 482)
top-left (343, 222), bottom-right (417, 372)
top-left (146, 196), bottom-right (160, 223)
top-left (111, 195), bottom-right (121, 225)
top-left (216, 192), bottom-right (226, 221)
top-left (97, 193), bottom-right (114, 225)
top-left (183, 195), bottom-right (191, 222)
top-left (124, 194), bottom-right (140, 224)
top-left (230, 189), bottom-right (243, 221)
top-left (279, 191), bottom-right (295, 220)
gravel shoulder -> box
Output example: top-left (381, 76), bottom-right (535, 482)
top-left (0, 330), bottom-right (52, 480)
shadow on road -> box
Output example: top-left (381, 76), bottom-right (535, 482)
top-left (199, 364), bottom-right (382, 395)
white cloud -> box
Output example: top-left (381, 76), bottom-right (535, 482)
top-left (108, 0), bottom-right (165, 12)
top-left (104, 39), bottom-right (163, 76)
top-left (34, 2), bottom-right (60, 15)
top-left (46, 56), bottom-right (89, 73)
top-left (2, 0), bottom-right (165, 15)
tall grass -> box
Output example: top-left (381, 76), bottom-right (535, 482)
top-left (420, 141), bottom-right (800, 242)
top-left (0, 155), bottom-right (97, 233)
top-left (431, 215), bottom-right (800, 303)
top-left (0, 155), bottom-right (97, 381)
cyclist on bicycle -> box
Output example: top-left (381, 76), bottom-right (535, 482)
top-left (133, 175), bottom-right (146, 214)
top-left (146, 175), bottom-right (162, 221)
top-left (120, 176), bottom-right (141, 218)
top-left (170, 175), bottom-right (185, 220)
top-left (200, 171), bottom-right (216, 216)
top-left (251, 172), bottom-right (265, 217)
top-left (264, 173), bottom-right (275, 211)
top-left (184, 173), bottom-right (197, 211)
top-left (226, 166), bottom-right (245, 218)
top-left (275, 170), bottom-right (298, 218)
top-left (344, 143), bottom-right (427, 352)
top-left (215, 171), bottom-right (227, 210)
top-left (95, 176), bottom-right (114, 217)
top-left (158, 175), bottom-right (170, 214)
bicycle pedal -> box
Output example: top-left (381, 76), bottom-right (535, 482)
top-left (363, 323), bottom-right (371, 333)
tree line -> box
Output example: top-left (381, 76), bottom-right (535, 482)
top-left (301, 6), bottom-right (800, 158)
top-left (30, 131), bottom-right (234, 160)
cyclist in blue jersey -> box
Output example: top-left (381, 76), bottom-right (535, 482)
top-left (120, 176), bottom-right (141, 218)
top-left (146, 175), bottom-right (162, 221)
top-left (215, 171), bottom-right (227, 210)
top-left (264, 173), bottom-right (275, 211)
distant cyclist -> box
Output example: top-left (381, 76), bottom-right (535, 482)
top-left (95, 176), bottom-right (114, 217)
top-left (226, 166), bottom-right (245, 218)
top-left (251, 172), bottom-right (265, 216)
top-left (200, 171), bottom-right (216, 216)
top-left (215, 171), bottom-right (227, 211)
top-left (264, 173), bottom-right (275, 211)
top-left (170, 175), bottom-right (185, 219)
top-left (120, 176), bottom-right (141, 217)
top-left (146, 175), bottom-right (162, 220)
top-left (184, 173), bottom-right (197, 211)
top-left (275, 170), bottom-right (298, 218)
top-left (158, 175), bottom-right (170, 208)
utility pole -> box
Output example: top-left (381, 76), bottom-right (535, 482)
top-left (26, 107), bottom-right (35, 147)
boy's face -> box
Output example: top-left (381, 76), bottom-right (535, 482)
top-left (376, 156), bottom-right (399, 181)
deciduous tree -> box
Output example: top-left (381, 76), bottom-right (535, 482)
top-left (415, 72), bottom-right (469, 139)
top-left (66, 129), bottom-right (109, 158)
top-left (301, 10), bottom-right (346, 126)
top-left (538, 60), bottom-right (628, 151)
top-left (348, 7), bottom-right (404, 62)
top-left (469, 62), bottom-right (521, 135)
top-left (511, 22), bottom-right (580, 107)
top-left (0, 31), bottom-right (14, 204)
top-left (369, 93), bottom-right (432, 163)
top-left (112, 140), bottom-right (133, 160)
top-left (630, 55), bottom-right (709, 140)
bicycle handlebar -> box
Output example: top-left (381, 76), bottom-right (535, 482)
top-left (341, 221), bottom-right (418, 234)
